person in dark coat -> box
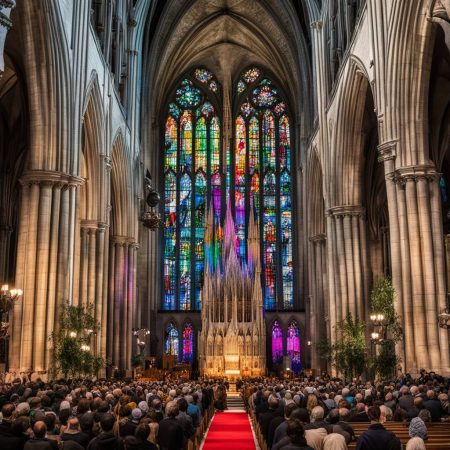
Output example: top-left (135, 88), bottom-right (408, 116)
top-left (0, 403), bottom-right (15, 436)
top-left (123, 423), bottom-right (158, 450)
top-left (176, 398), bottom-right (195, 447)
top-left (157, 401), bottom-right (184, 450)
top-left (24, 421), bottom-right (58, 450)
top-left (276, 419), bottom-right (313, 450)
top-left (86, 414), bottom-right (122, 450)
top-left (120, 409), bottom-right (142, 438)
top-left (423, 390), bottom-right (443, 422)
top-left (351, 402), bottom-right (370, 422)
top-left (259, 395), bottom-right (283, 442)
top-left (268, 403), bottom-right (298, 449)
top-left (61, 417), bottom-right (90, 449)
top-left (0, 415), bottom-right (30, 450)
top-left (355, 406), bottom-right (401, 450)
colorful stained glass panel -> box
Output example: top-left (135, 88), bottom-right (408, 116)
top-left (165, 117), bottom-right (177, 171)
top-left (195, 118), bottom-right (207, 171)
top-left (287, 321), bottom-right (301, 373)
top-left (272, 321), bottom-right (283, 364)
top-left (165, 323), bottom-right (179, 360)
top-left (182, 323), bottom-right (194, 363)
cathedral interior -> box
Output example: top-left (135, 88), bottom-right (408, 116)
top-left (1, 0), bottom-right (450, 378)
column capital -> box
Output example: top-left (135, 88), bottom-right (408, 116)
top-left (393, 164), bottom-right (439, 185)
top-left (310, 21), bottom-right (323, 30)
top-left (327, 205), bottom-right (365, 218)
top-left (110, 235), bottom-right (135, 246)
top-left (309, 233), bottom-right (326, 243)
top-left (20, 171), bottom-right (85, 187)
top-left (377, 140), bottom-right (397, 162)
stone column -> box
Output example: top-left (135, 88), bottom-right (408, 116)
top-left (327, 206), bottom-right (369, 323)
top-left (108, 236), bottom-right (137, 371)
top-left (9, 171), bottom-right (83, 373)
top-left (392, 165), bottom-right (449, 373)
top-left (309, 233), bottom-right (327, 371)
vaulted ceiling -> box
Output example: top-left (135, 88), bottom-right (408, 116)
top-left (143, 0), bottom-right (314, 127)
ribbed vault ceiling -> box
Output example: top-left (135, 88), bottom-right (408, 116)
top-left (144, 0), bottom-right (312, 120)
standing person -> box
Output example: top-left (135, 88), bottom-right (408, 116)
top-left (355, 406), bottom-right (401, 450)
top-left (157, 401), bottom-right (184, 450)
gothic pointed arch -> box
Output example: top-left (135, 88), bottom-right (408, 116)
top-left (233, 66), bottom-right (295, 310)
top-left (162, 67), bottom-right (222, 311)
top-left (165, 322), bottom-right (180, 361)
top-left (271, 319), bottom-right (283, 365)
top-left (181, 321), bottom-right (195, 363)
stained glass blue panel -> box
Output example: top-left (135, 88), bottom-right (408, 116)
top-left (179, 173), bottom-right (192, 310)
top-left (165, 323), bottom-right (179, 360)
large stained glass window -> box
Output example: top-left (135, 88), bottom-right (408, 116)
top-left (163, 68), bottom-right (221, 310)
top-left (163, 66), bottom-right (295, 312)
top-left (287, 320), bottom-right (301, 373)
top-left (272, 320), bottom-right (283, 364)
top-left (182, 323), bottom-right (194, 363)
top-left (234, 67), bottom-right (294, 309)
top-left (165, 323), bottom-right (179, 360)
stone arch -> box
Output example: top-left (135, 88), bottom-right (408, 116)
top-left (306, 148), bottom-right (325, 237)
top-left (16, 1), bottom-right (75, 173)
top-left (110, 130), bottom-right (132, 237)
top-left (330, 61), bottom-right (372, 207)
top-left (384, 0), bottom-right (437, 166)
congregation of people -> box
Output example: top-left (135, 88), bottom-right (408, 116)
top-left (1, 370), bottom-right (450, 450)
top-left (0, 376), bottom-right (224, 450)
top-left (242, 370), bottom-right (450, 450)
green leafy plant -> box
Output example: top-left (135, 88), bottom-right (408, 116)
top-left (49, 302), bottom-right (105, 379)
top-left (370, 276), bottom-right (403, 380)
top-left (316, 313), bottom-right (368, 382)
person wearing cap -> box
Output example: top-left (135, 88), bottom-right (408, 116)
top-left (120, 408), bottom-right (142, 438)
top-left (409, 417), bottom-right (428, 441)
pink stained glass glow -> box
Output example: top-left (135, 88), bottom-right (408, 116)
top-left (272, 321), bottom-right (283, 364)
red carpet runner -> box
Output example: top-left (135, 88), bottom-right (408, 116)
top-left (202, 412), bottom-right (256, 450)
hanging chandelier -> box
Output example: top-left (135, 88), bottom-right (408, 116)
top-left (140, 169), bottom-right (164, 231)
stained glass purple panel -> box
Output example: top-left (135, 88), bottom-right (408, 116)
top-left (235, 116), bottom-right (246, 261)
top-left (182, 323), bottom-right (194, 363)
top-left (287, 320), bottom-right (301, 373)
top-left (272, 321), bottom-right (283, 364)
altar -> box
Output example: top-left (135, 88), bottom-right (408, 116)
top-left (198, 205), bottom-right (266, 378)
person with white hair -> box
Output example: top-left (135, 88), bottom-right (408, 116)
top-left (322, 433), bottom-right (347, 450)
top-left (406, 436), bottom-right (426, 450)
